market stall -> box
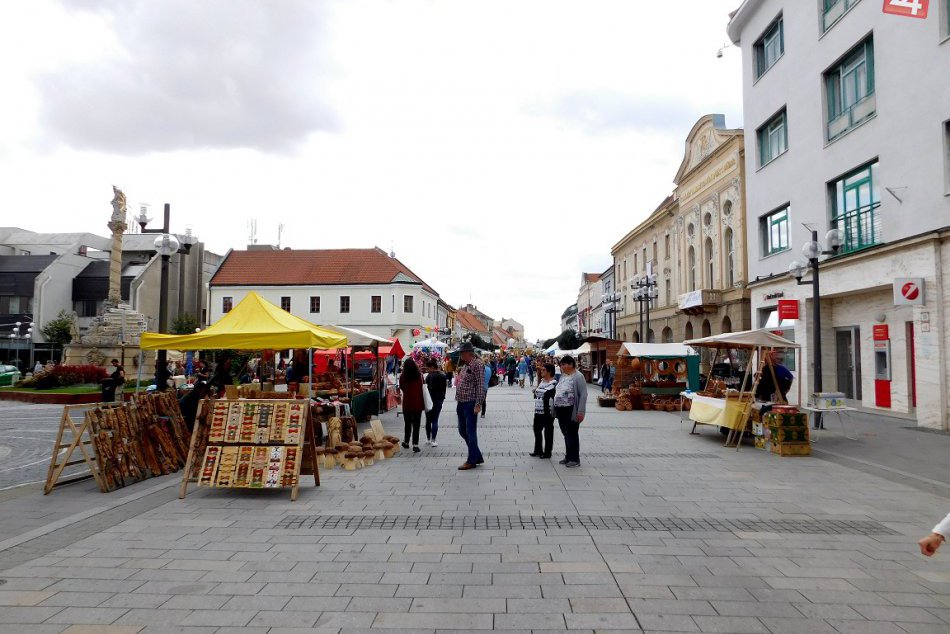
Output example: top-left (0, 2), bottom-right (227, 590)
top-left (683, 329), bottom-right (800, 451)
top-left (612, 343), bottom-right (699, 410)
top-left (139, 292), bottom-right (348, 499)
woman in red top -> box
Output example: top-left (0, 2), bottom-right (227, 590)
top-left (400, 359), bottom-right (425, 452)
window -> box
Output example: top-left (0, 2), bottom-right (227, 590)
top-left (944, 119), bottom-right (950, 193)
top-left (665, 279), bottom-right (671, 306)
top-left (633, 254), bottom-right (638, 273)
top-left (664, 234), bottom-right (670, 258)
top-left (687, 247), bottom-right (697, 292)
top-left (642, 248), bottom-right (647, 270)
top-left (830, 161), bottom-right (880, 253)
top-left (753, 15), bottom-right (784, 79)
top-left (74, 299), bottom-right (99, 317)
top-left (340, 296), bottom-right (350, 313)
top-left (825, 37), bottom-right (875, 141)
top-left (222, 296), bottom-right (233, 313)
top-left (704, 237), bottom-right (714, 288)
top-left (280, 296), bottom-right (291, 312)
top-left (371, 295), bottom-right (381, 313)
top-left (761, 206), bottom-right (790, 256)
top-left (309, 296), bottom-right (320, 313)
top-left (725, 228), bottom-right (736, 287)
top-left (652, 241), bottom-right (657, 261)
top-left (403, 295), bottom-right (414, 313)
top-left (758, 108), bottom-right (788, 166)
top-left (823, 0), bottom-right (860, 32)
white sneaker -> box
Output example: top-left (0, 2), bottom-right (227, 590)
top-left (425, 439), bottom-right (431, 446)
top-left (431, 441), bottom-right (438, 447)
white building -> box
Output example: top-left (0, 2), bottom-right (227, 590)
top-left (208, 247), bottom-right (440, 352)
top-left (727, 0), bottom-right (950, 428)
top-left (576, 273), bottom-right (604, 338)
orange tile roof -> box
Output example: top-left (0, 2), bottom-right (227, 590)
top-left (456, 310), bottom-right (489, 334)
top-left (583, 273), bottom-right (602, 283)
top-left (211, 248), bottom-right (437, 295)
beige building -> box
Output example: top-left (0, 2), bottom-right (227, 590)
top-left (611, 115), bottom-right (751, 356)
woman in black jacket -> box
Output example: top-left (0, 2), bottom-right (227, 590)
top-left (530, 363), bottom-right (558, 458)
top-left (424, 359), bottom-right (447, 447)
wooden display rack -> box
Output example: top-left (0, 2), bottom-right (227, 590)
top-left (179, 398), bottom-right (320, 501)
top-left (44, 402), bottom-right (118, 494)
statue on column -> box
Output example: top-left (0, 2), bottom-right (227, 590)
top-left (106, 186), bottom-right (129, 307)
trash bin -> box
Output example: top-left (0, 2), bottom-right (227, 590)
top-left (101, 378), bottom-right (116, 402)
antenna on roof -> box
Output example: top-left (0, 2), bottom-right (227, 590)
top-left (248, 219), bottom-right (258, 245)
top-left (389, 241), bottom-right (395, 258)
top-left (277, 223), bottom-right (285, 248)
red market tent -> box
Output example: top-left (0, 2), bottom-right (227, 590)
top-left (378, 338), bottom-right (405, 359)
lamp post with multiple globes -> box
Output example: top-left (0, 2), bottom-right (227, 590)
top-left (787, 228), bottom-right (843, 429)
top-left (135, 203), bottom-right (195, 388)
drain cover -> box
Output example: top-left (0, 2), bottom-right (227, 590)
top-left (275, 514), bottom-right (897, 536)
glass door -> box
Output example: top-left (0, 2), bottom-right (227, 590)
top-left (835, 327), bottom-right (862, 400)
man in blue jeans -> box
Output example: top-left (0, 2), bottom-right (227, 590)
top-left (455, 342), bottom-right (486, 470)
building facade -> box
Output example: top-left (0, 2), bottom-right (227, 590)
top-left (209, 248), bottom-right (440, 352)
top-left (728, 0), bottom-right (950, 428)
top-left (576, 273), bottom-right (605, 338)
top-left (600, 265), bottom-right (617, 340)
top-left (611, 115), bottom-right (751, 354)
top-left (0, 227), bottom-right (218, 364)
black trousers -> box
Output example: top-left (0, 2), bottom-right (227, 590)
top-left (533, 413), bottom-right (554, 456)
top-left (480, 397), bottom-right (487, 417)
top-left (404, 411), bottom-right (422, 445)
top-left (425, 400), bottom-right (443, 441)
top-left (555, 406), bottom-right (580, 463)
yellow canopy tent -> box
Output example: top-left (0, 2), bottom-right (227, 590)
top-left (140, 292), bottom-right (348, 351)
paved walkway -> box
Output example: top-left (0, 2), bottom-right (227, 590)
top-left (1, 383), bottom-right (949, 633)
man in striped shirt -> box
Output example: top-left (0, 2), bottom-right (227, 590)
top-left (455, 342), bottom-right (486, 470)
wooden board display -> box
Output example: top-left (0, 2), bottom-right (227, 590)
top-left (44, 392), bottom-right (191, 495)
top-left (179, 398), bottom-right (318, 501)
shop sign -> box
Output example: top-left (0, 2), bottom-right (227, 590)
top-left (777, 299), bottom-right (799, 320)
top-left (893, 278), bottom-right (925, 305)
top-left (882, 0), bottom-right (929, 19)
top-left (763, 291), bottom-right (785, 301)
top-left (873, 324), bottom-right (889, 341)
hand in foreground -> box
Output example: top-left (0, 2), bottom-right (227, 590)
top-left (576, 413), bottom-right (584, 423)
top-left (474, 404), bottom-right (481, 414)
top-left (919, 533), bottom-right (945, 557)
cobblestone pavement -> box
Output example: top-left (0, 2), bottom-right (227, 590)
top-left (1, 384), bottom-right (950, 633)
top-left (0, 403), bottom-right (65, 491)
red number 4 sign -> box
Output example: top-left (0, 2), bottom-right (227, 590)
top-left (883, 0), bottom-right (929, 18)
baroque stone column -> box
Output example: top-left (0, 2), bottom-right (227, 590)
top-left (107, 186), bottom-right (128, 307)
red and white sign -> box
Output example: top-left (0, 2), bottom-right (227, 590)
top-left (894, 278), bottom-right (925, 305)
top-left (883, 0), bottom-right (929, 19)
top-left (873, 324), bottom-right (889, 341)
top-left (777, 299), bottom-right (799, 321)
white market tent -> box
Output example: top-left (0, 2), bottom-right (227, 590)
top-left (555, 342), bottom-right (592, 357)
top-left (684, 328), bottom-right (799, 350)
top-left (412, 338), bottom-right (448, 350)
top-left (545, 342), bottom-right (561, 355)
top-left (618, 342), bottom-right (696, 358)
top-left (328, 325), bottom-right (392, 346)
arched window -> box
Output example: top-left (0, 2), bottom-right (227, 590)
top-left (688, 247), bottom-right (696, 291)
top-left (633, 331), bottom-right (640, 343)
top-left (704, 237), bottom-right (714, 288)
top-left (722, 315), bottom-right (732, 333)
top-left (685, 321), bottom-right (694, 341)
top-left (702, 319), bottom-right (711, 338)
top-left (723, 200), bottom-right (733, 218)
top-left (725, 228), bottom-right (735, 287)
top-left (703, 212), bottom-right (712, 228)
top-left (647, 329), bottom-right (655, 343)
top-left (662, 326), bottom-right (673, 343)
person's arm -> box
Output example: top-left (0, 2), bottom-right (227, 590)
top-left (575, 377), bottom-right (587, 421)
top-left (543, 386), bottom-right (554, 417)
top-left (920, 512), bottom-right (950, 556)
top-left (475, 362), bottom-right (486, 403)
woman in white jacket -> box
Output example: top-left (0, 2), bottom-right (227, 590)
top-left (919, 513), bottom-right (950, 556)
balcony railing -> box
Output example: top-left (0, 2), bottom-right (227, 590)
top-left (828, 93), bottom-right (876, 141)
top-left (677, 289), bottom-right (722, 315)
top-left (834, 202), bottom-right (881, 254)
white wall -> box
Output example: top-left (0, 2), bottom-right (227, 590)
top-left (733, 0), bottom-right (950, 283)
top-left (209, 284), bottom-right (439, 337)
top-left (32, 253), bottom-right (91, 342)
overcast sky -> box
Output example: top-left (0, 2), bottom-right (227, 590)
top-left (0, 0), bottom-right (742, 341)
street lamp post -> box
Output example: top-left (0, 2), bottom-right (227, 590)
top-left (632, 275), bottom-right (658, 343)
top-left (788, 228), bottom-right (843, 429)
top-left (6, 321), bottom-right (33, 372)
top-left (136, 203), bottom-right (194, 389)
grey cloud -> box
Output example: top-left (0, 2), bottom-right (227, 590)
top-left (38, 0), bottom-right (339, 154)
top-left (527, 90), bottom-right (702, 135)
